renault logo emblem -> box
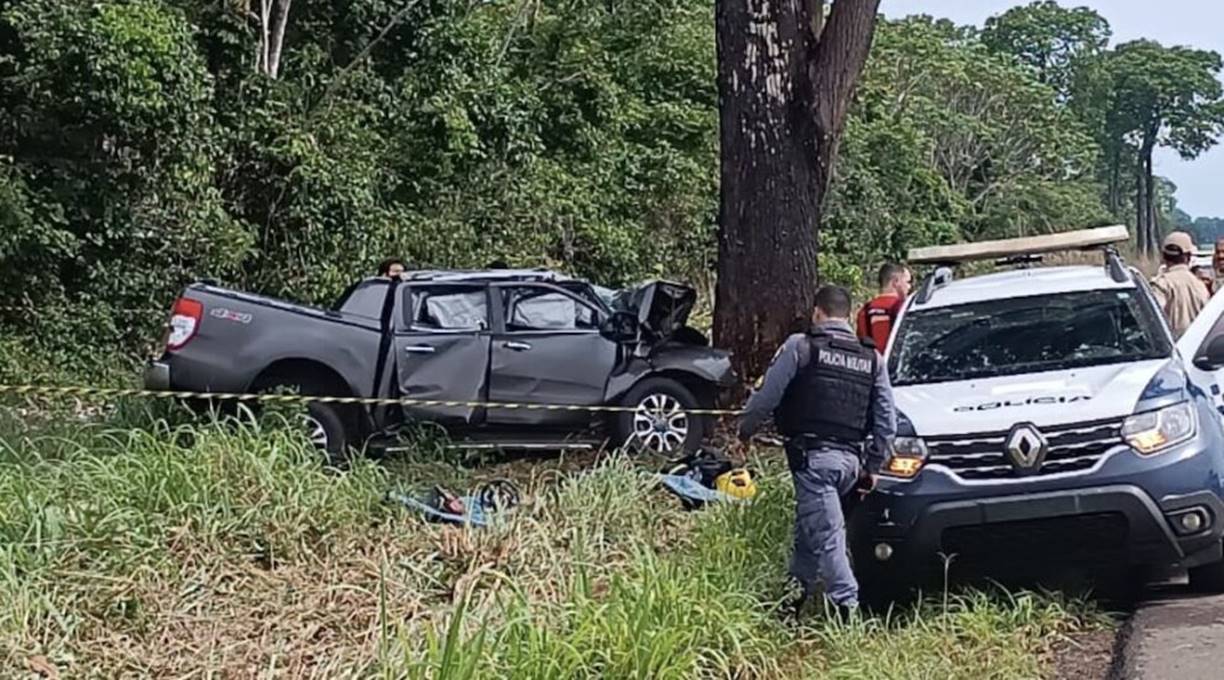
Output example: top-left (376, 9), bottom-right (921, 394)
top-left (1005, 423), bottom-right (1048, 472)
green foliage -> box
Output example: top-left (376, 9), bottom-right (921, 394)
top-left (824, 16), bottom-right (1109, 283)
top-left (0, 0), bottom-right (718, 359)
top-left (1190, 216), bottom-right (1224, 245)
top-left (981, 0), bottom-right (1110, 100)
top-left (0, 0), bottom-right (1213, 364)
top-left (1103, 40), bottom-right (1224, 159)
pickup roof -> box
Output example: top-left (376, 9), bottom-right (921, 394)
top-left (145, 269), bottom-right (735, 459)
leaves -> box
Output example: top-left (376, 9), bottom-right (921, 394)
top-left (823, 15), bottom-right (1108, 278)
top-left (0, 0), bottom-right (719, 353)
top-left (0, 0), bottom-right (1217, 359)
top-left (981, 0), bottom-right (1110, 101)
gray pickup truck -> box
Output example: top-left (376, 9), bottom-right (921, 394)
top-left (145, 269), bottom-right (736, 459)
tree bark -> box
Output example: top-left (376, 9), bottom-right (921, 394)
top-left (267, 0), bottom-right (292, 79)
top-left (1145, 150), bottom-right (1157, 247)
top-left (255, 0), bottom-right (292, 79)
top-left (713, 0), bottom-right (881, 382)
top-left (1134, 150), bottom-right (1145, 254)
top-left (1135, 125), bottom-right (1158, 255)
top-left (1107, 143), bottom-right (1120, 214)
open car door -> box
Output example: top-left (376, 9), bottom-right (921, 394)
top-left (394, 283), bottom-right (491, 425)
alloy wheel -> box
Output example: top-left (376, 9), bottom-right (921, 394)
top-left (303, 414), bottom-right (329, 450)
top-left (631, 393), bottom-right (690, 453)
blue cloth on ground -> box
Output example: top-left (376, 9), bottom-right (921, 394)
top-left (657, 473), bottom-right (735, 504)
top-left (386, 491), bottom-right (491, 527)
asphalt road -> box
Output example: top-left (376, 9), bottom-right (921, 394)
top-left (1118, 581), bottom-right (1224, 680)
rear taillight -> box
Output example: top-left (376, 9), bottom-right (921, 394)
top-left (166, 297), bottom-right (203, 350)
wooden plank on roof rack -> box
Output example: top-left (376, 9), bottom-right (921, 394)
top-left (907, 225), bottom-right (1130, 265)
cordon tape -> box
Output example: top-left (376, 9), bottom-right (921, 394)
top-left (0, 384), bottom-right (746, 416)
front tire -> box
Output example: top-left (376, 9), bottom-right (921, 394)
top-left (614, 377), bottom-right (706, 455)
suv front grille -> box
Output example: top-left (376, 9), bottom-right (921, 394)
top-left (925, 418), bottom-right (1124, 481)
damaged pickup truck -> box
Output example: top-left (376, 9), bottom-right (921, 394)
top-left (145, 269), bottom-right (735, 459)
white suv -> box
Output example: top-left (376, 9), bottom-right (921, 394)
top-left (850, 227), bottom-right (1224, 603)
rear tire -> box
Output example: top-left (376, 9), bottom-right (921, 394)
top-left (303, 401), bottom-right (354, 466)
top-left (614, 377), bottom-right (706, 455)
top-left (251, 377), bottom-right (359, 466)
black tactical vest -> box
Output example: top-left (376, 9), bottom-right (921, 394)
top-left (775, 332), bottom-right (877, 442)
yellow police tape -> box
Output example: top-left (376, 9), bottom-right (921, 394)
top-left (0, 383), bottom-right (745, 416)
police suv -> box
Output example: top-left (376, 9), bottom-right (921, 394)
top-left (850, 225), bottom-right (1224, 602)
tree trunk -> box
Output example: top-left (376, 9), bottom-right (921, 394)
top-left (1133, 127), bottom-right (1159, 256)
top-left (1108, 143), bottom-right (1120, 214)
top-left (1145, 150), bottom-right (1158, 248)
top-left (256, 0), bottom-right (292, 79)
top-left (267, 0), bottom-right (292, 79)
top-left (713, 0), bottom-right (881, 382)
top-left (1135, 145), bottom-right (1148, 255)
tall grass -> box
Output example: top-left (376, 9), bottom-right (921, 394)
top-left (386, 460), bottom-right (1106, 679)
top-left (0, 407), bottom-right (1107, 677)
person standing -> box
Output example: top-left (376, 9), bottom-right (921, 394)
top-left (1213, 237), bottom-right (1224, 292)
top-left (1192, 265), bottom-right (1215, 296)
top-left (738, 286), bottom-right (896, 619)
top-left (856, 263), bottom-right (912, 352)
top-left (1151, 232), bottom-right (1209, 339)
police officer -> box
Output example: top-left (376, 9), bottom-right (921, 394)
top-left (738, 285), bottom-right (896, 618)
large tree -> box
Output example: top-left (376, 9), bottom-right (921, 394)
top-left (1099, 41), bottom-right (1224, 254)
top-left (981, 0), bottom-right (1109, 101)
top-left (713, 0), bottom-right (881, 380)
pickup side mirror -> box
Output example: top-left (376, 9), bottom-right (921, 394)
top-left (600, 311), bottom-right (639, 343)
top-left (1194, 334), bottom-right (1224, 371)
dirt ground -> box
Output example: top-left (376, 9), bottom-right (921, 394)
top-left (1046, 628), bottom-right (1120, 680)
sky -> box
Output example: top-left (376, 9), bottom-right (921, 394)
top-left (881, 0), bottom-right (1224, 219)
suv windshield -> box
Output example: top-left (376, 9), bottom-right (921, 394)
top-left (890, 289), bottom-right (1172, 386)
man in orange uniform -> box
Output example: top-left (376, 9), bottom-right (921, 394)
top-left (856, 263), bottom-right (912, 352)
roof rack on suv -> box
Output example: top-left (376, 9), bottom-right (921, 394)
top-left (908, 225), bottom-right (1131, 304)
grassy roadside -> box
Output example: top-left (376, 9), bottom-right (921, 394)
top-left (0, 406), bottom-right (1111, 678)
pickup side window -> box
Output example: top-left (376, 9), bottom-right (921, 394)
top-left (407, 286), bottom-right (488, 331)
top-left (501, 286), bottom-right (599, 332)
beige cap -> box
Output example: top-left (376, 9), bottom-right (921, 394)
top-left (1162, 231), bottom-right (1195, 256)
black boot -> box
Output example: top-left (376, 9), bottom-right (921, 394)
top-left (832, 604), bottom-right (857, 624)
top-left (776, 577), bottom-right (809, 623)
top-left (814, 596), bottom-right (859, 625)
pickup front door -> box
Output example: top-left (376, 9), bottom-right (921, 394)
top-left (487, 283), bottom-right (618, 427)
top-left (394, 284), bottom-right (491, 425)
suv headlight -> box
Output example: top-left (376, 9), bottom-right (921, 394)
top-left (1122, 402), bottom-right (1196, 455)
top-left (882, 436), bottom-right (928, 478)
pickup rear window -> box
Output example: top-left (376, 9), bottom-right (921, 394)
top-left (339, 281), bottom-right (390, 319)
top-left (890, 289), bottom-right (1172, 386)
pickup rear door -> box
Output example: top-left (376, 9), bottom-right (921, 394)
top-left (487, 283), bottom-right (618, 427)
top-left (393, 283), bottom-right (491, 425)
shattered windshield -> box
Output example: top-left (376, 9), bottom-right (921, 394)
top-left (889, 289), bottom-right (1171, 386)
